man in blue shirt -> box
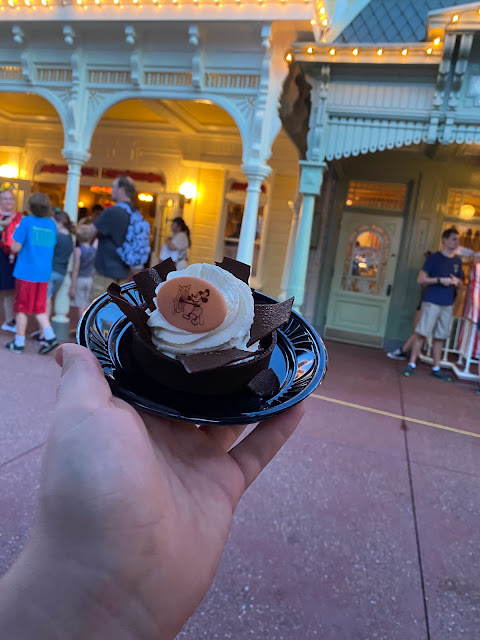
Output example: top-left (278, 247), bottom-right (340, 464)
top-left (404, 228), bottom-right (464, 381)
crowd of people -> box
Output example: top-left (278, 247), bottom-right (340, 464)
top-left (0, 175), bottom-right (192, 355)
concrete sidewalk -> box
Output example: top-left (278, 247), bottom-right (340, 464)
top-left (0, 332), bottom-right (479, 639)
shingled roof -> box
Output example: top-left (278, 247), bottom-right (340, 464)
top-left (335, 0), bottom-right (470, 43)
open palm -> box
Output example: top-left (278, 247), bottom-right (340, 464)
top-left (35, 344), bottom-right (304, 639)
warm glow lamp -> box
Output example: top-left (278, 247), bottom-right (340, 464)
top-left (460, 204), bottom-right (475, 219)
top-left (179, 182), bottom-right (197, 203)
top-left (0, 164), bottom-right (18, 179)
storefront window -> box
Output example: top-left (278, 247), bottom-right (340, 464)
top-left (446, 189), bottom-right (480, 220)
top-left (342, 225), bottom-right (389, 295)
top-left (345, 181), bottom-right (407, 212)
top-left (350, 231), bottom-right (382, 279)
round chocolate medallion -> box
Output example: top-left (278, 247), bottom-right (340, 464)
top-left (156, 276), bottom-right (227, 333)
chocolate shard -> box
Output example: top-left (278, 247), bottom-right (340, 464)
top-left (107, 283), bottom-right (151, 341)
top-left (152, 258), bottom-right (177, 282)
top-left (215, 257), bottom-right (251, 284)
top-left (247, 297), bottom-right (294, 347)
top-left (178, 347), bottom-right (257, 374)
top-left (133, 269), bottom-right (161, 311)
top-left (247, 368), bottom-right (280, 397)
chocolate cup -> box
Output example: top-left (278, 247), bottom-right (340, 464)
top-left (131, 329), bottom-right (277, 396)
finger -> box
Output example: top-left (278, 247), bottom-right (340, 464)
top-left (55, 344), bottom-right (113, 418)
top-left (199, 424), bottom-right (249, 451)
top-left (228, 403), bottom-right (305, 490)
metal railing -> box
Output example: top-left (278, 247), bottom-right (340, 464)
top-left (419, 316), bottom-right (479, 381)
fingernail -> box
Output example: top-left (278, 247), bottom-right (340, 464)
top-left (54, 344), bottom-right (64, 367)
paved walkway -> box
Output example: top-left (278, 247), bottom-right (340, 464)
top-left (0, 332), bottom-right (479, 640)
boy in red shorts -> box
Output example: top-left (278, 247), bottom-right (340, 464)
top-left (5, 192), bottom-right (59, 355)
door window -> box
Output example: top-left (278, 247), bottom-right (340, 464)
top-left (342, 225), bottom-right (390, 294)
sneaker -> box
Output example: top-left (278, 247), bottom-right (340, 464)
top-left (4, 340), bottom-right (24, 354)
top-left (39, 337), bottom-right (59, 355)
top-left (1, 320), bottom-right (16, 333)
top-left (404, 364), bottom-right (416, 377)
top-left (430, 368), bottom-right (452, 382)
top-left (29, 330), bottom-right (46, 343)
top-left (387, 348), bottom-right (408, 360)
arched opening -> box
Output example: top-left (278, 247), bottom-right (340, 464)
top-left (0, 91), bottom-right (63, 212)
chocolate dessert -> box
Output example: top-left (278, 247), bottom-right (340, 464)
top-left (107, 257), bottom-right (294, 397)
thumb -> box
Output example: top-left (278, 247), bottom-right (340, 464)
top-left (55, 344), bottom-right (113, 421)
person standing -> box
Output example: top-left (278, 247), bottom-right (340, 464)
top-left (0, 189), bottom-right (23, 332)
top-left (47, 209), bottom-right (75, 318)
top-left (160, 217), bottom-right (191, 270)
top-left (5, 192), bottom-right (59, 355)
top-left (69, 223), bottom-right (97, 328)
top-left (88, 176), bottom-right (136, 301)
top-left (404, 227), bottom-right (464, 381)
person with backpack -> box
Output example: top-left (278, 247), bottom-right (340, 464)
top-left (88, 176), bottom-right (151, 302)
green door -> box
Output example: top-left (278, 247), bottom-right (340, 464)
top-left (325, 212), bottom-right (403, 348)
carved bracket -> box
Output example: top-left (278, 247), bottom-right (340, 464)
top-left (188, 25), bottom-right (204, 91)
top-left (427, 32), bottom-right (456, 144)
top-left (63, 25), bottom-right (75, 46)
top-left (130, 50), bottom-right (143, 88)
top-left (12, 26), bottom-right (24, 45)
top-left (20, 50), bottom-right (34, 84)
top-left (305, 64), bottom-right (330, 164)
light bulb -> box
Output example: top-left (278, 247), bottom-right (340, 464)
top-left (285, 53), bottom-right (292, 61)
top-left (426, 47), bottom-right (432, 54)
top-left (307, 46), bottom-right (313, 54)
top-left (452, 14), bottom-right (458, 22)
top-left (352, 48), bottom-right (358, 56)
top-left (434, 37), bottom-right (441, 45)
top-left (329, 48), bottom-right (335, 56)
top-left (377, 48), bottom-right (382, 56)
top-left (402, 48), bottom-right (407, 56)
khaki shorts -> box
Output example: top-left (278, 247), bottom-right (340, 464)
top-left (71, 276), bottom-right (93, 308)
top-left (415, 302), bottom-right (453, 340)
top-left (90, 271), bottom-right (131, 303)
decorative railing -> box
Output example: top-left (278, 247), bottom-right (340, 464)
top-left (0, 66), bottom-right (23, 81)
top-left (144, 71), bottom-right (192, 87)
top-left (419, 316), bottom-right (479, 381)
top-left (205, 73), bottom-right (260, 90)
top-left (37, 68), bottom-right (72, 83)
top-left (88, 69), bottom-right (131, 85)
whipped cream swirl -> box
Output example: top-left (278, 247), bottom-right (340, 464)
top-left (147, 263), bottom-right (256, 356)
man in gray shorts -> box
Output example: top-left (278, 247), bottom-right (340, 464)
top-left (404, 228), bottom-right (464, 381)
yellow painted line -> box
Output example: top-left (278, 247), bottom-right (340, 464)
top-left (311, 393), bottom-right (480, 440)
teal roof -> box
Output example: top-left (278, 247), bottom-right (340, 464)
top-left (335, 0), bottom-right (470, 43)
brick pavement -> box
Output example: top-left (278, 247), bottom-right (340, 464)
top-left (0, 331), bottom-right (479, 640)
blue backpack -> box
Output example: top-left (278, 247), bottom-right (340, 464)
top-left (116, 201), bottom-right (151, 268)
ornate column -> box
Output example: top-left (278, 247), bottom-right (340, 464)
top-left (279, 196), bottom-right (301, 300)
top-left (62, 149), bottom-right (90, 221)
top-left (236, 163), bottom-right (271, 267)
top-left (53, 150), bottom-right (90, 339)
top-left (285, 64), bottom-right (330, 313)
top-left (286, 162), bottom-right (325, 312)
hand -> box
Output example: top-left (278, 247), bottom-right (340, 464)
top-left (439, 276), bottom-right (454, 286)
top-left (0, 344), bottom-right (304, 640)
top-left (0, 214), bottom-right (12, 228)
top-left (449, 274), bottom-right (462, 288)
top-left (68, 287), bottom-right (75, 299)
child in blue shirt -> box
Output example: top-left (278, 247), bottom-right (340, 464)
top-left (5, 192), bottom-right (59, 355)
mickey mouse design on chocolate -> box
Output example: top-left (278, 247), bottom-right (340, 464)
top-left (173, 285), bottom-right (210, 327)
